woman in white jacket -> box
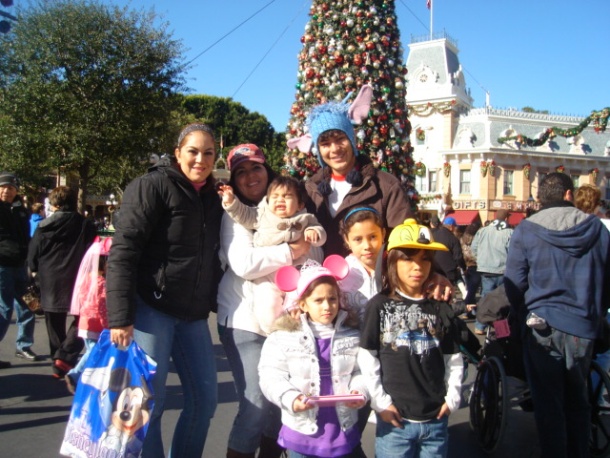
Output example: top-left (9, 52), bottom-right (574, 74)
top-left (217, 144), bottom-right (322, 458)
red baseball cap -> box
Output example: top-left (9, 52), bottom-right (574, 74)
top-left (227, 144), bottom-right (266, 171)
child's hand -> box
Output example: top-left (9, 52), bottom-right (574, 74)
top-left (293, 394), bottom-right (314, 413)
top-left (379, 404), bottom-right (403, 428)
top-left (288, 307), bottom-right (302, 321)
top-left (424, 273), bottom-right (454, 302)
top-left (217, 184), bottom-right (235, 205)
top-left (304, 228), bottom-right (319, 243)
top-left (288, 237), bottom-right (311, 260)
top-left (436, 402), bottom-right (451, 419)
top-left (345, 390), bottom-right (366, 409)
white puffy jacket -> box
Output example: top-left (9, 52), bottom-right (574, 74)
top-left (258, 311), bottom-right (368, 435)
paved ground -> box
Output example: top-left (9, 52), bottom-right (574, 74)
top-left (0, 313), bottom-right (541, 457)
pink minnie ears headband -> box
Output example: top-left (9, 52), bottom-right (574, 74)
top-left (275, 255), bottom-right (349, 298)
top-left (287, 84), bottom-right (374, 165)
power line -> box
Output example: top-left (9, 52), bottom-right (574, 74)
top-left (232, 1), bottom-right (308, 98)
top-left (398, 0), bottom-right (428, 33)
top-left (184, 0), bottom-right (278, 67)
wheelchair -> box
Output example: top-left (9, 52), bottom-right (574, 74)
top-left (465, 319), bottom-right (610, 456)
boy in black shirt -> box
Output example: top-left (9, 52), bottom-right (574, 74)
top-left (359, 218), bottom-right (464, 458)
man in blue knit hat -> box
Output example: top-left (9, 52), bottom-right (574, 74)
top-left (289, 85), bottom-right (413, 257)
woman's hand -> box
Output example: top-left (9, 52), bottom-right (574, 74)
top-left (293, 394), bottom-right (314, 412)
top-left (217, 184), bottom-right (235, 206)
top-left (110, 326), bottom-right (133, 348)
top-left (379, 404), bottom-right (403, 428)
top-left (425, 272), bottom-right (454, 302)
top-left (288, 237), bottom-right (311, 260)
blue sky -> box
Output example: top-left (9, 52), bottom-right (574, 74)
top-left (106, 0), bottom-right (609, 131)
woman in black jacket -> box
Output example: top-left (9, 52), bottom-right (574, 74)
top-left (106, 123), bottom-right (223, 458)
top-left (28, 186), bottom-right (97, 377)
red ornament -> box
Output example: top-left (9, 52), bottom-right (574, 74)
top-left (305, 68), bottom-right (315, 79)
top-left (366, 41), bottom-right (375, 50)
top-left (333, 52), bottom-right (344, 65)
top-left (317, 44), bottom-right (327, 54)
top-left (380, 125), bottom-right (389, 135)
top-left (353, 55), bottom-right (363, 66)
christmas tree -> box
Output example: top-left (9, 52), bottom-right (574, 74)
top-left (284, 0), bottom-right (418, 208)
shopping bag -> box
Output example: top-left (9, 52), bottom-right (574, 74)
top-left (60, 329), bottom-right (157, 458)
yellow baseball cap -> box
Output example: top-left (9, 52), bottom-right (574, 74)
top-left (387, 218), bottom-right (449, 252)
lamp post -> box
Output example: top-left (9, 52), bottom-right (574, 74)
top-left (105, 193), bottom-right (118, 229)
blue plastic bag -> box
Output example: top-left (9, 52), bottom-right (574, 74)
top-left (60, 329), bottom-right (157, 458)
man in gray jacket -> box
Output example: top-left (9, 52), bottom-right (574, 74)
top-left (471, 209), bottom-right (513, 333)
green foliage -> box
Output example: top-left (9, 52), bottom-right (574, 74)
top-left (0, 0), bottom-right (186, 207)
top-left (181, 94), bottom-right (286, 173)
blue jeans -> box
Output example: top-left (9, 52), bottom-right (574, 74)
top-left (376, 415), bottom-right (448, 458)
top-left (288, 444), bottom-right (366, 458)
top-left (219, 324), bottom-right (281, 453)
top-left (134, 298), bottom-right (217, 458)
top-left (0, 265), bottom-right (35, 351)
top-left (475, 274), bottom-right (504, 331)
top-left (67, 338), bottom-right (97, 383)
top-left (523, 325), bottom-right (593, 458)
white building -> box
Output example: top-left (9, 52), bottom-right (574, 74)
top-left (406, 32), bottom-right (610, 226)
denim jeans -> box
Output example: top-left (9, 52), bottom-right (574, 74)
top-left (0, 265), bottom-right (35, 351)
top-left (288, 444), bottom-right (367, 458)
top-left (134, 297), bottom-right (217, 458)
top-left (376, 415), bottom-right (448, 458)
top-left (67, 338), bottom-right (97, 383)
top-left (523, 325), bottom-right (593, 458)
top-left (475, 274), bottom-right (504, 331)
top-left (219, 323), bottom-right (281, 453)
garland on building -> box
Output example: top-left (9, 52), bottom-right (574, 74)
top-left (556, 165), bottom-right (566, 173)
top-left (408, 99), bottom-right (457, 116)
top-left (480, 160), bottom-right (488, 177)
top-left (497, 107), bottom-right (609, 146)
top-left (284, 0), bottom-right (418, 212)
top-left (488, 160), bottom-right (496, 177)
top-left (443, 161), bottom-right (451, 177)
top-left (523, 163), bottom-right (531, 181)
top-left (591, 167), bottom-right (599, 183)
top-left (413, 161), bottom-right (426, 177)
top-left (415, 127), bottom-right (426, 142)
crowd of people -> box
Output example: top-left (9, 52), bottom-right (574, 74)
top-left (1, 87), bottom-right (610, 458)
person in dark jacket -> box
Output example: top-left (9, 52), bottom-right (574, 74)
top-left (106, 123), bottom-right (224, 458)
top-left (505, 172), bottom-right (610, 458)
top-left (430, 215), bottom-right (466, 290)
top-left (28, 186), bottom-right (97, 377)
top-left (0, 172), bottom-right (39, 368)
top-left (287, 84), bottom-right (414, 258)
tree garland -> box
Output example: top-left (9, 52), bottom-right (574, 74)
top-left (497, 107), bottom-right (609, 146)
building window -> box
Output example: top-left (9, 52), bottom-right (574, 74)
top-left (571, 174), bottom-right (579, 188)
top-left (415, 175), bottom-right (428, 193)
top-left (503, 170), bottom-right (514, 195)
top-left (429, 171), bottom-right (438, 193)
top-left (459, 170), bottom-right (471, 194)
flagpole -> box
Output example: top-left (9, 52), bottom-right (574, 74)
top-left (430, 0), bottom-right (434, 40)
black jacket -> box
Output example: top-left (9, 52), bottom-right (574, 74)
top-left (28, 211), bottom-right (97, 313)
top-left (431, 226), bottom-right (465, 283)
top-left (0, 197), bottom-right (30, 267)
top-left (106, 160), bottom-right (223, 327)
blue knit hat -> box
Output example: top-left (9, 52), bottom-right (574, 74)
top-left (287, 85), bottom-right (373, 166)
top-left (307, 101), bottom-right (358, 165)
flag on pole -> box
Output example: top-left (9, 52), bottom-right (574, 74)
top-left (427, 0), bottom-right (431, 9)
